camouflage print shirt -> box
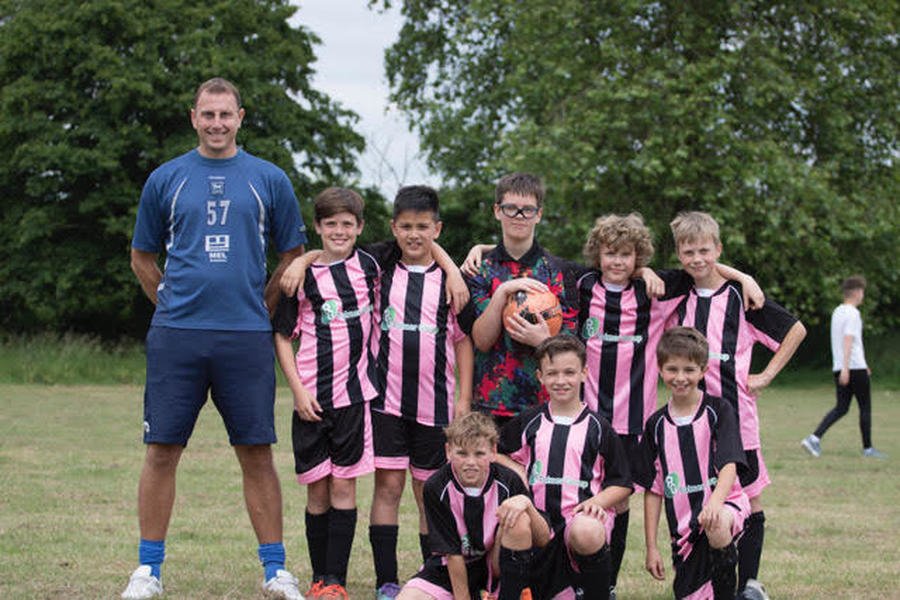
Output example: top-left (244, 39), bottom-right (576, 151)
top-left (465, 241), bottom-right (584, 417)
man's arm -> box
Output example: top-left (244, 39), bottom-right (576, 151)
top-left (131, 248), bottom-right (162, 305)
top-left (748, 320), bottom-right (807, 393)
top-left (265, 245), bottom-right (305, 314)
top-left (839, 333), bottom-right (854, 385)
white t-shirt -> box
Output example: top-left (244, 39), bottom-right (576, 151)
top-left (831, 303), bottom-right (867, 371)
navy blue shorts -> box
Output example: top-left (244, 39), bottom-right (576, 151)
top-left (143, 327), bottom-right (277, 446)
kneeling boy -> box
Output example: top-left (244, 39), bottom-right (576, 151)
top-left (497, 336), bottom-right (633, 600)
top-left (636, 327), bottom-right (750, 600)
top-left (400, 413), bottom-right (549, 600)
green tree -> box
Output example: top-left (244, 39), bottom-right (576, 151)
top-left (0, 0), bottom-right (371, 336)
top-left (380, 1), bottom-right (899, 328)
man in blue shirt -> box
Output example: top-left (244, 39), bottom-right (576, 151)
top-left (124, 78), bottom-right (306, 600)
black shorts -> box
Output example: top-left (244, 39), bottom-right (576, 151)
top-left (292, 402), bottom-right (374, 483)
top-left (372, 410), bottom-right (447, 480)
top-left (405, 556), bottom-right (490, 600)
top-left (528, 533), bottom-right (576, 599)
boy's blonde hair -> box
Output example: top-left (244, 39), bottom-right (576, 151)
top-left (656, 326), bottom-right (709, 369)
top-left (444, 412), bottom-right (498, 448)
top-left (583, 213), bottom-right (654, 269)
top-left (670, 211), bottom-right (721, 248)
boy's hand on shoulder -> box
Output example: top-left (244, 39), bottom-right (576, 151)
top-left (460, 244), bottom-right (494, 277)
top-left (279, 251), bottom-right (320, 296)
top-left (445, 270), bottom-right (470, 313)
top-left (293, 387), bottom-right (323, 422)
top-left (645, 546), bottom-right (666, 580)
top-left (636, 267), bottom-right (665, 298)
top-left (497, 494), bottom-right (533, 530)
top-left (743, 276), bottom-right (765, 310)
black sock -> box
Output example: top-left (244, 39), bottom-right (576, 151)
top-left (419, 533), bottom-right (430, 562)
top-left (305, 509), bottom-right (330, 582)
top-left (369, 524), bottom-right (399, 587)
top-left (327, 508), bottom-right (357, 586)
top-left (710, 541), bottom-right (738, 600)
top-left (609, 510), bottom-right (629, 588)
top-left (738, 511), bottom-right (765, 589)
top-left (498, 546), bottom-right (532, 600)
top-left (574, 545), bottom-right (611, 600)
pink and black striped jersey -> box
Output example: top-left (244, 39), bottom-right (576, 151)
top-left (577, 270), bottom-right (692, 435)
top-left (273, 248), bottom-right (381, 410)
top-left (634, 395), bottom-right (747, 563)
top-left (372, 261), bottom-right (473, 427)
top-left (423, 462), bottom-right (530, 564)
top-left (499, 404), bottom-right (632, 533)
top-left (673, 282), bottom-right (798, 449)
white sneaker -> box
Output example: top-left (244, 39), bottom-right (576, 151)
top-left (263, 569), bottom-right (305, 600)
top-left (740, 579), bottom-right (770, 600)
top-left (121, 565), bottom-right (163, 599)
top-left (801, 435), bottom-right (821, 457)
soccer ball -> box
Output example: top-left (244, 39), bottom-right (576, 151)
top-left (503, 289), bottom-right (563, 336)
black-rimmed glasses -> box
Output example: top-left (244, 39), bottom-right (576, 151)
top-left (497, 203), bottom-right (540, 219)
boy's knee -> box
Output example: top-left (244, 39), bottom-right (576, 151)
top-left (568, 515), bottom-right (607, 555)
top-left (706, 511), bottom-right (735, 549)
top-left (373, 473), bottom-right (405, 506)
top-left (500, 512), bottom-right (534, 549)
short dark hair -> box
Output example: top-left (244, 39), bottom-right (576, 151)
top-left (393, 185), bottom-right (440, 219)
top-left (841, 275), bottom-right (866, 296)
top-left (657, 327), bottom-right (709, 369)
top-left (194, 77), bottom-right (242, 108)
top-left (535, 335), bottom-right (586, 368)
top-left (495, 172), bottom-right (545, 207)
top-left (313, 187), bottom-right (365, 223)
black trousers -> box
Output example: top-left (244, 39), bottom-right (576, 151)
top-left (814, 369), bottom-right (872, 448)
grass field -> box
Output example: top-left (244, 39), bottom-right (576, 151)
top-left (1, 383), bottom-right (898, 599)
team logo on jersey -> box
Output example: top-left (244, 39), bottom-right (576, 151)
top-left (582, 318), bottom-right (600, 339)
top-left (581, 318), bottom-right (643, 344)
top-left (381, 306), bottom-right (439, 334)
top-left (664, 471), bottom-right (717, 498)
top-left (320, 299), bottom-right (373, 325)
top-left (204, 234), bottom-right (230, 263)
top-left (208, 176), bottom-right (225, 196)
top-left (529, 459), bottom-right (588, 489)
top-left (460, 533), bottom-right (474, 557)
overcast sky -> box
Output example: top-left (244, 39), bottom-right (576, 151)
top-left (290, 1), bottom-right (438, 199)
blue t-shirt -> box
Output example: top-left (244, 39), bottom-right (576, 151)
top-left (132, 149), bottom-right (307, 331)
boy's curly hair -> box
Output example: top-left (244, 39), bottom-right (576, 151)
top-left (583, 213), bottom-right (654, 270)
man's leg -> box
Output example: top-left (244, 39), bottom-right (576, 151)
top-left (234, 444), bottom-right (283, 543)
top-left (851, 370), bottom-right (873, 449)
top-left (137, 443), bottom-right (183, 579)
top-left (813, 373), bottom-right (853, 439)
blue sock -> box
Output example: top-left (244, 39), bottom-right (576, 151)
top-left (138, 538), bottom-right (165, 580)
top-left (258, 542), bottom-right (286, 581)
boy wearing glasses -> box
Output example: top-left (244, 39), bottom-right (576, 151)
top-left (465, 172), bottom-right (582, 427)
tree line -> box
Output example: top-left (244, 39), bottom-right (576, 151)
top-left (1, 0), bottom-right (896, 339)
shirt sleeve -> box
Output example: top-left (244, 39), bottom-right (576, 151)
top-left (272, 293), bottom-right (300, 338)
top-left (423, 478), bottom-right (461, 556)
top-left (465, 266), bottom-right (493, 317)
top-left (131, 174), bottom-right (165, 253)
top-left (711, 397), bottom-right (748, 473)
top-left (455, 300), bottom-right (477, 336)
top-left (745, 297), bottom-right (799, 352)
top-left (632, 414), bottom-right (661, 490)
top-left (498, 412), bottom-right (526, 456)
top-left (360, 240), bottom-right (401, 269)
top-left (599, 418), bottom-right (633, 490)
top-left (655, 268), bottom-right (694, 301)
top-left (269, 170), bottom-right (307, 253)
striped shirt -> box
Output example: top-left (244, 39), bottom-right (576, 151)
top-left (373, 261), bottom-right (473, 426)
top-left (674, 282), bottom-right (798, 449)
top-left (499, 403), bottom-right (632, 532)
top-left (273, 248), bottom-right (381, 409)
top-left (577, 270), bottom-right (692, 435)
top-left (423, 462), bottom-right (529, 564)
top-left (634, 395), bottom-right (747, 563)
